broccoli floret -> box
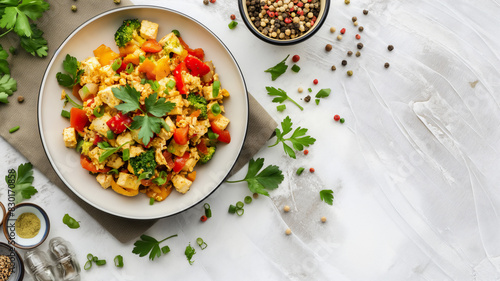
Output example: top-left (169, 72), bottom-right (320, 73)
top-left (129, 149), bottom-right (157, 179)
top-left (114, 19), bottom-right (141, 47)
top-left (187, 93), bottom-right (207, 119)
top-left (199, 146), bottom-right (216, 164)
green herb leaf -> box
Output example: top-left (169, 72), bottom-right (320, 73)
top-left (152, 171), bottom-right (168, 186)
top-left (266, 86), bottom-right (303, 111)
top-left (62, 213), bottom-right (80, 229)
top-left (113, 84), bottom-right (141, 113)
top-left (315, 99), bottom-right (320, 105)
top-left (269, 116), bottom-right (316, 159)
top-left (19, 24), bottom-right (48, 57)
top-left (185, 243), bottom-right (196, 265)
top-left (296, 167), bottom-right (305, 175)
top-left (276, 104), bottom-right (286, 112)
top-left (5, 162), bottom-right (37, 204)
top-left (0, 74), bottom-right (17, 104)
top-left (315, 88), bottom-right (331, 98)
top-left (56, 54), bottom-right (83, 88)
top-left (226, 158), bottom-right (284, 197)
top-left (0, 45), bottom-right (10, 75)
top-left (228, 20), bottom-right (238, 29)
top-left (319, 189), bottom-right (334, 205)
top-left (97, 141), bottom-right (130, 163)
top-left (132, 234), bottom-right (178, 261)
top-left (291, 64), bottom-right (300, 73)
top-left (264, 55), bottom-right (289, 81)
top-left (64, 92), bottom-right (83, 109)
top-left (145, 92), bottom-right (175, 117)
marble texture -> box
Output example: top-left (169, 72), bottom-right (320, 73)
top-left (1, 0), bottom-right (499, 280)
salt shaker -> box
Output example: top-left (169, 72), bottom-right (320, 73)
top-left (48, 237), bottom-right (81, 281)
top-left (24, 250), bottom-right (59, 281)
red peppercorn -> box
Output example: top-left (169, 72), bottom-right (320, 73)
top-left (200, 215), bottom-right (208, 222)
top-left (289, 7), bottom-right (294, 11)
top-left (285, 18), bottom-right (292, 24)
top-left (355, 34), bottom-right (361, 40)
top-left (297, 2), bottom-right (303, 7)
top-left (292, 54), bottom-right (300, 62)
top-left (340, 28), bottom-right (346, 34)
top-left (230, 14), bottom-right (236, 20)
top-left (313, 79), bottom-right (318, 85)
top-left (334, 115), bottom-right (340, 121)
top-left (209, 0), bottom-right (215, 3)
top-left (304, 149), bottom-right (309, 155)
top-left (309, 168), bottom-right (315, 173)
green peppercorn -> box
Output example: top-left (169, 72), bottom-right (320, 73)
top-left (347, 70), bottom-right (353, 76)
top-left (340, 118), bottom-right (345, 123)
top-left (355, 51), bottom-right (361, 57)
top-left (71, 5), bottom-right (77, 12)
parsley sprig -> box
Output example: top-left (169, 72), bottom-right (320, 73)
top-left (264, 55), bottom-right (289, 81)
top-left (5, 162), bottom-right (37, 204)
top-left (226, 158), bottom-right (284, 196)
top-left (132, 234), bottom-right (177, 261)
top-left (266, 86), bottom-right (303, 111)
top-left (56, 54), bottom-right (84, 88)
top-left (0, 0), bottom-right (50, 38)
top-left (319, 189), bottom-right (334, 205)
top-left (0, 74), bottom-right (17, 104)
top-left (113, 85), bottom-right (176, 145)
top-left (269, 116), bottom-right (316, 159)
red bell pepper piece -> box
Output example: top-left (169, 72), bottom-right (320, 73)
top-left (70, 107), bottom-right (89, 133)
top-left (210, 121), bottom-right (231, 144)
top-left (141, 39), bottom-right (162, 53)
top-left (173, 61), bottom-right (189, 95)
top-left (184, 55), bottom-right (210, 77)
top-left (80, 155), bottom-right (110, 173)
top-left (173, 152), bottom-right (190, 173)
top-left (106, 112), bottom-right (132, 134)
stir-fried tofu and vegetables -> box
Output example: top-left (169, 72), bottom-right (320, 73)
top-left (59, 19), bottom-right (231, 202)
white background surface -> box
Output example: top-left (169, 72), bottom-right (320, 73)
top-left (1, 0), bottom-right (499, 280)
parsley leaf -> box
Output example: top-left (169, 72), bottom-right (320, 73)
top-left (20, 24), bottom-right (48, 57)
top-left (269, 116), bottom-right (316, 159)
top-left (291, 64), bottom-right (300, 73)
top-left (315, 88), bottom-right (331, 98)
top-left (226, 158), bottom-right (284, 196)
top-left (264, 54), bottom-right (289, 81)
top-left (266, 86), bottom-right (303, 111)
top-left (5, 162), bottom-right (37, 204)
top-left (132, 234), bottom-right (177, 261)
top-left (185, 243), bottom-right (196, 265)
top-left (0, 45), bottom-right (10, 75)
top-left (319, 189), bottom-right (334, 205)
top-left (0, 0), bottom-right (50, 38)
top-left (145, 92), bottom-right (175, 117)
top-left (56, 54), bottom-right (83, 88)
top-left (0, 74), bottom-right (18, 104)
top-left (113, 84), bottom-right (141, 113)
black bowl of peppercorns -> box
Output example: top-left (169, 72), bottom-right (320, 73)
top-left (239, 0), bottom-right (330, 45)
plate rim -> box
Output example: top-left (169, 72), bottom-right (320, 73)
top-left (37, 5), bottom-right (249, 220)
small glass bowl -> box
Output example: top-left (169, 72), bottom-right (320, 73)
top-left (3, 203), bottom-right (50, 249)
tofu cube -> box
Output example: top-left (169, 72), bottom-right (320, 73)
top-left (158, 116), bottom-right (176, 140)
top-left (212, 115), bottom-right (230, 130)
top-left (96, 173), bottom-right (113, 189)
top-left (172, 174), bottom-right (192, 194)
top-left (167, 139), bottom-right (189, 157)
top-left (116, 132), bottom-right (134, 150)
top-left (89, 113), bottom-right (112, 136)
top-left (129, 145), bottom-right (145, 158)
top-left (106, 154), bottom-right (125, 169)
top-left (97, 85), bottom-right (121, 108)
top-left (166, 95), bottom-right (184, 115)
top-left (140, 20), bottom-right (159, 40)
top-left (155, 148), bottom-right (167, 166)
top-left (63, 127), bottom-right (77, 148)
top-left (202, 84), bottom-right (223, 101)
top-left (116, 172), bottom-right (140, 190)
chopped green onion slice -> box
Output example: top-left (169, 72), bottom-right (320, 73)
top-left (196, 237), bottom-right (208, 250)
top-left (64, 94), bottom-right (83, 109)
top-left (81, 85), bottom-right (89, 95)
top-left (315, 99), bottom-right (320, 105)
top-left (172, 29), bottom-right (180, 37)
top-left (296, 167), bottom-right (305, 175)
top-left (111, 58), bottom-right (122, 72)
top-left (204, 203), bottom-right (212, 218)
top-left (236, 208), bottom-right (244, 216)
top-left (212, 80), bottom-right (220, 98)
top-left (76, 140), bottom-right (84, 152)
top-left (106, 130), bottom-right (115, 139)
top-left (149, 197), bottom-right (155, 205)
top-left (126, 63), bottom-right (134, 74)
top-left (139, 55), bottom-right (146, 63)
top-left (236, 201), bottom-right (244, 209)
top-left (228, 204), bottom-right (236, 214)
top-left (8, 126), bottom-right (19, 133)
top-left (114, 255), bottom-right (123, 268)
top-left (141, 78), bottom-right (146, 85)
top-left (108, 169), bottom-right (119, 175)
top-left (228, 21), bottom-right (238, 29)
top-left (207, 129), bottom-right (218, 140)
top-left (87, 254), bottom-right (94, 261)
top-left (61, 110), bottom-right (71, 118)
top-left (93, 106), bottom-right (104, 117)
top-left (276, 105), bottom-right (286, 112)
top-left (92, 256), bottom-right (98, 262)
top-left (308, 88), bottom-right (312, 92)
top-left (84, 260), bottom-right (92, 270)
top-left (95, 259), bottom-right (106, 266)
top-left (291, 64), bottom-right (300, 72)
top-left (211, 103), bottom-right (221, 116)
top-left (166, 79), bottom-right (176, 90)
top-left (244, 196), bottom-right (252, 204)
top-left (122, 149), bottom-right (130, 161)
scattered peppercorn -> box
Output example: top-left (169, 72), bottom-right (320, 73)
top-left (388, 45), bottom-right (394, 51)
top-left (17, 96), bottom-right (24, 103)
top-left (284, 205), bottom-right (290, 212)
top-left (285, 228), bottom-right (292, 235)
top-left (355, 34), bottom-right (361, 40)
top-left (352, 16), bottom-right (357, 22)
top-left (309, 168), bottom-right (315, 173)
top-left (253, 193), bottom-right (259, 199)
top-left (355, 51), bottom-right (361, 57)
top-left (384, 62), bottom-right (390, 68)
top-left (337, 35), bottom-right (343, 40)
top-left (347, 51), bottom-right (353, 56)
top-left (340, 118), bottom-right (345, 124)
top-left (203, 0), bottom-right (209, 4)
top-left (357, 43), bottom-right (363, 49)
top-left (330, 27), bottom-right (336, 33)
top-left (71, 5), bottom-right (77, 12)
top-left (347, 70), bottom-right (353, 76)
top-left (200, 215), bottom-right (207, 222)
top-left (230, 14), bottom-right (236, 20)
top-left (341, 60), bottom-right (347, 66)
top-left (325, 44), bottom-right (332, 52)
top-left (114, 0), bottom-right (121, 4)
top-left (363, 9), bottom-right (369, 15)
top-left (210, 0), bottom-right (215, 3)
top-left (292, 55), bottom-right (300, 62)
top-left (344, 0), bottom-right (350, 4)
top-left (321, 216), bottom-right (327, 223)
top-left (304, 149), bottom-right (309, 155)
top-left (353, 21), bottom-right (358, 26)
top-left (358, 26), bottom-right (364, 32)
top-left (313, 79), bottom-right (318, 85)
top-left (298, 87), bottom-right (303, 93)
top-left (340, 28), bottom-right (346, 34)
top-left (334, 115), bottom-right (340, 121)
top-left (304, 95), bottom-right (311, 102)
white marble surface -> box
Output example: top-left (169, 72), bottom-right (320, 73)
top-left (1, 0), bottom-right (500, 280)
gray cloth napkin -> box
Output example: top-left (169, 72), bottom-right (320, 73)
top-left (0, 0), bottom-right (276, 243)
